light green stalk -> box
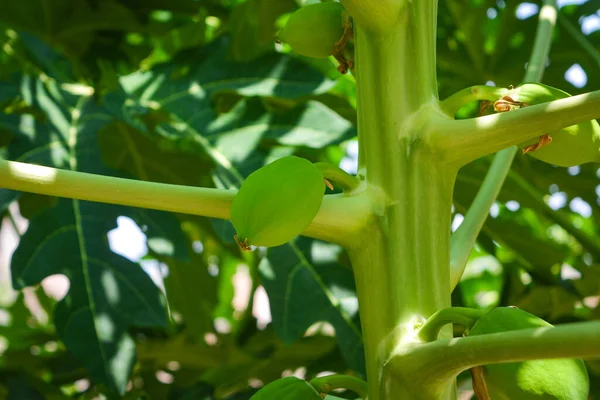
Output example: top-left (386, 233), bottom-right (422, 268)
top-left (385, 1), bottom-right (600, 396)
top-left (430, 89), bottom-right (600, 165)
top-left (0, 158), bottom-right (370, 246)
top-left (345, 1), bottom-right (457, 398)
top-left (449, 150), bottom-right (514, 289)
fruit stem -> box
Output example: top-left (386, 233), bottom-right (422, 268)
top-left (309, 374), bottom-right (369, 399)
top-left (469, 367), bottom-right (491, 400)
top-left (418, 307), bottom-right (484, 343)
top-left (439, 85), bottom-right (508, 117)
top-left (314, 162), bottom-right (362, 193)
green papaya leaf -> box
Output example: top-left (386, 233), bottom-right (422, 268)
top-left (117, 53), bottom-right (364, 372)
top-left (119, 36), bottom-right (335, 105)
top-left (228, 0), bottom-right (295, 61)
top-left (1, 76), bottom-right (184, 394)
top-left (250, 377), bottom-right (321, 400)
top-left (164, 253), bottom-right (218, 339)
top-left (0, 0), bottom-right (141, 57)
top-left (11, 199), bottom-right (169, 395)
top-left (259, 238), bottom-right (365, 374)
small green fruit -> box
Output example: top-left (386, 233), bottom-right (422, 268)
top-left (278, 2), bottom-right (346, 59)
top-left (231, 156), bottom-right (325, 250)
top-left (251, 377), bottom-right (322, 400)
top-left (505, 83), bottom-right (600, 167)
top-left (468, 307), bottom-right (589, 400)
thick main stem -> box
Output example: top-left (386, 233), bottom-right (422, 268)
top-left (350, 161), bottom-right (456, 399)
top-left (350, 2), bottom-right (456, 398)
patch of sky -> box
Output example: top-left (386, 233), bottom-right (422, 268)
top-left (516, 3), bottom-right (539, 19)
top-left (565, 64), bottom-right (587, 88)
top-left (570, 197), bottom-right (593, 217)
top-left (547, 191), bottom-right (567, 210)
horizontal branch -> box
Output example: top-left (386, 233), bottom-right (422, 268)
top-left (387, 321), bottom-right (600, 396)
top-left (0, 159), bottom-right (372, 246)
top-left (0, 158), bottom-right (234, 218)
top-left (430, 89), bottom-right (600, 166)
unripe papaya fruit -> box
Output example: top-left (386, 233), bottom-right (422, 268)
top-left (231, 156), bottom-right (325, 250)
top-left (467, 307), bottom-right (589, 400)
top-left (251, 376), bottom-right (322, 399)
top-left (278, 2), bottom-right (347, 59)
top-left (498, 83), bottom-right (600, 167)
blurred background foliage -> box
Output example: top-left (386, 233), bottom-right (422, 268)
top-left (0, 0), bottom-right (599, 398)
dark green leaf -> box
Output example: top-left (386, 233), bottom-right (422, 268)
top-left (259, 238), bottom-right (364, 374)
top-left (250, 376), bottom-right (321, 400)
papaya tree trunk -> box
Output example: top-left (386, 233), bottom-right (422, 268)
top-left (348, 1), bottom-right (457, 398)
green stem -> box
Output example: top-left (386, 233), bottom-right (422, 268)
top-left (310, 374), bottom-right (369, 399)
top-left (389, 321), bottom-right (600, 393)
top-left (418, 307), bottom-right (484, 343)
top-left (430, 88), bottom-right (600, 166)
top-left (350, 1), bottom-right (455, 398)
top-left (314, 162), bottom-right (362, 193)
top-left (0, 158), bottom-right (371, 246)
top-left (0, 158), bottom-right (233, 216)
top-left (439, 85), bottom-right (508, 117)
top-left (449, 148), bottom-right (516, 289)
top-left (523, 0), bottom-right (558, 83)
top-left (350, 162), bottom-right (456, 399)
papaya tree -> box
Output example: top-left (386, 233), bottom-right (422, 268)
top-left (1, 0), bottom-right (600, 399)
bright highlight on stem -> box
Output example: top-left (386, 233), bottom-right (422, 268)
top-left (418, 307), bottom-right (484, 342)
